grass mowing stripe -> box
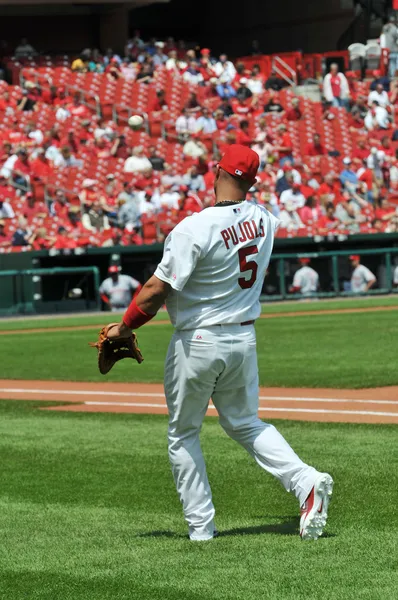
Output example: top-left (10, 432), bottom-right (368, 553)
top-left (0, 400), bottom-right (396, 600)
top-left (1, 296), bottom-right (398, 331)
top-left (1, 311), bottom-right (398, 388)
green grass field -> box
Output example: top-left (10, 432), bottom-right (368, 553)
top-left (0, 400), bottom-right (397, 600)
top-left (1, 295), bottom-right (398, 331)
top-left (1, 306), bottom-right (397, 388)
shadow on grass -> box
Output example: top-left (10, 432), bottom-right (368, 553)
top-left (137, 515), bottom-right (337, 539)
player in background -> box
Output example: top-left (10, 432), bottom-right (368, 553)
top-left (289, 257), bottom-right (319, 297)
top-left (99, 265), bottom-right (142, 311)
top-left (393, 262), bottom-right (398, 287)
top-left (106, 145), bottom-right (333, 542)
top-left (349, 255), bottom-right (376, 294)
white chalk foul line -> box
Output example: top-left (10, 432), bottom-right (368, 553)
top-left (82, 401), bottom-right (398, 418)
top-left (0, 388), bottom-right (398, 406)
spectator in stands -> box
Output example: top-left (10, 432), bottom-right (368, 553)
top-left (17, 86), bottom-right (38, 113)
top-left (71, 52), bottom-right (89, 72)
top-left (14, 38), bottom-right (36, 58)
top-left (263, 94), bottom-right (284, 114)
top-left (166, 50), bottom-right (179, 72)
top-left (298, 196), bottom-right (322, 224)
top-left (30, 148), bottom-right (53, 183)
top-left (148, 145), bottom-right (165, 171)
top-left (274, 124), bottom-right (293, 165)
top-left (264, 69), bottom-right (286, 92)
top-left (12, 148), bottom-right (31, 191)
top-left (82, 201), bottom-right (110, 233)
top-left (182, 134), bottom-right (207, 159)
top-left (214, 54), bottom-right (236, 83)
top-left (305, 133), bottom-right (327, 156)
top-left (0, 219), bottom-right (11, 247)
top-left (110, 134), bottom-right (130, 159)
top-left (216, 80), bottom-right (236, 100)
top-left (235, 120), bottom-right (252, 147)
top-left (278, 200), bottom-right (303, 229)
top-left (136, 63), bottom-right (154, 84)
top-left (364, 100), bottom-right (390, 131)
top-left (196, 108), bottom-right (217, 135)
top-left (68, 93), bottom-right (90, 119)
top-left (161, 164), bottom-right (184, 190)
top-left (183, 61), bottom-right (204, 85)
top-left (280, 182), bottom-right (306, 209)
top-left (380, 16), bottom-right (398, 78)
top-left (51, 190), bottom-right (69, 219)
top-left (124, 146), bottom-right (152, 173)
top-left (236, 78), bottom-right (253, 102)
top-left (352, 137), bottom-right (370, 162)
top-left (369, 70), bottom-right (390, 92)
top-left (79, 179), bottom-right (98, 206)
top-left (286, 97), bottom-right (302, 121)
top-left (323, 63), bottom-right (350, 110)
top-left (368, 83), bottom-right (390, 108)
top-left (149, 89), bottom-right (168, 117)
top-left (340, 157), bottom-right (358, 187)
top-left (12, 216), bottom-right (33, 247)
top-left (218, 98), bottom-right (234, 117)
top-left (118, 195), bottom-right (140, 231)
top-left (374, 196), bottom-right (397, 222)
top-left (153, 42), bottom-right (168, 67)
top-left (53, 146), bottom-right (82, 169)
top-left (252, 136), bottom-right (271, 168)
top-left (0, 197), bottom-right (15, 219)
top-left (118, 181), bottom-right (135, 205)
top-left (318, 202), bottom-right (341, 231)
top-left (246, 65), bottom-right (264, 95)
top-left (184, 92), bottom-right (202, 115)
top-left (351, 95), bottom-right (368, 119)
top-left (175, 108), bottom-right (198, 140)
top-left (349, 255), bottom-right (376, 293)
top-left (182, 165), bottom-right (206, 192)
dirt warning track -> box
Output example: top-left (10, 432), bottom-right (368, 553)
top-left (0, 379), bottom-right (397, 424)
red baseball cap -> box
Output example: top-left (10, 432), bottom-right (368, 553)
top-left (201, 48), bottom-right (211, 55)
top-left (299, 257), bottom-right (310, 264)
top-left (349, 255), bottom-right (360, 261)
top-left (108, 265), bottom-right (120, 273)
top-left (219, 144), bottom-right (259, 182)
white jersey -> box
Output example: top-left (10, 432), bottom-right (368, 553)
top-left (99, 274), bottom-right (141, 309)
top-left (154, 200), bottom-right (280, 330)
top-left (394, 265), bottom-right (398, 285)
top-left (292, 266), bottom-right (319, 296)
top-left (351, 264), bottom-right (375, 293)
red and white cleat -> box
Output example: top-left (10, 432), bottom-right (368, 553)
top-left (300, 473), bottom-right (333, 541)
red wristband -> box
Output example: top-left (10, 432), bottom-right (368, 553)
top-left (123, 298), bottom-right (155, 330)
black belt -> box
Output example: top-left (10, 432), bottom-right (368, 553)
top-left (214, 320), bottom-right (255, 327)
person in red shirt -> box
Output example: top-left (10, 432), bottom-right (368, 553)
top-left (53, 225), bottom-right (78, 250)
top-left (203, 162), bottom-right (217, 189)
top-left (110, 134), bottom-right (130, 160)
top-left (0, 91), bottom-right (17, 113)
top-left (317, 202), bottom-right (342, 231)
top-left (0, 219), bottom-right (11, 247)
top-left (352, 137), bottom-right (369, 162)
top-left (53, 87), bottom-right (71, 108)
top-left (203, 78), bottom-right (220, 100)
top-left (379, 135), bottom-right (395, 157)
top-left (374, 197), bottom-right (397, 221)
top-left (135, 167), bottom-right (160, 190)
top-left (177, 186), bottom-right (203, 214)
top-left (41, 85), bottom-right (58, 106)
top-left (12, 148), bottom-right (31, 190)
top-left (31, 226), bottom-right (57, 250)
top-left (149, 89), bottom-right (168, 115)
top-left (275, 124), bottom-right (293, 165)
top-left (7, 120), bottom-right (27, 145)
top-left (79, 179), bottom-right (98, 206)
top-left (22, 192), bottom-right (48, 220)
top-left (286, 97), bottom-right (302, 121)
top-left (235, 120), bottom-right (252, 147)
top-left (67, 93), bottom-right (90, 119)
top-left (0, 142), bottom-right (13, 165)
top-left (317, 173), bottom-right (342, 207)
top-left (214, 109), bottom-right (228, 132)
top-left (305, 133), bottom-right (327, 156)
top-left (231, 96), bottom-right (254, 117)
top-left (60, 130), bottom-right (79, 154)
top-left (51, 190), bottom-right (70, 220)
top-left (30, 149), bottom-right (54, 183)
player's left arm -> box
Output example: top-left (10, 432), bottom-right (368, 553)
top-left (107, 275), bottom-right (171, 339)
top-left (364, 268), bottom-right (376, 291)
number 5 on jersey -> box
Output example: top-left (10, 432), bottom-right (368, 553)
top-left (238, 245), bottom-right (258, 289)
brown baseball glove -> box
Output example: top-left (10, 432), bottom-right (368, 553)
top-left (89, 324), bottom-right (144, 374)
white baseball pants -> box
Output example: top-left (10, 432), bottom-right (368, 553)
top-left (164, 324), bottom-right (319, 541)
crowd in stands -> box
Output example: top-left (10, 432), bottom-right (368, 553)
top-left (1, 32), bottom-right (398, 252)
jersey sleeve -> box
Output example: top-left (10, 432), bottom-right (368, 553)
top-left (99, 279), bottom-right (107, 295)
top-left (154, 230), bottom-right (202, 291)
top-left (362, 266), bottom-right (376, 282)
top-left (292, 270), bottom-right (302, 289)
top-left (394, 267), bottom-right (398, 284)
top-left (128, 276), bottom-right (141, 290)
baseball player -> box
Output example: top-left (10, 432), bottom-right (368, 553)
top-left (106, 145), bottom-right (333, 541)
top-left (99, 266), bottom-right (142, 311)
top-left (349, 255), bottom-right (376, 294)
top-left (393, 263), bottom-right (398, 287)
top-left (289, 257), bottom-right (319, 297)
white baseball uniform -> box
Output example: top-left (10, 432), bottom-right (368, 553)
top-left (350, 264), bottom-right (376, 293)
top-left (393, 265), bottom-right (398, 285)
top-left (99, 274), bottom-right (141, 310)
top-left (292, 266), bottom-right (319, 296)
top-left (154, 199), bottom-right (319, 540)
